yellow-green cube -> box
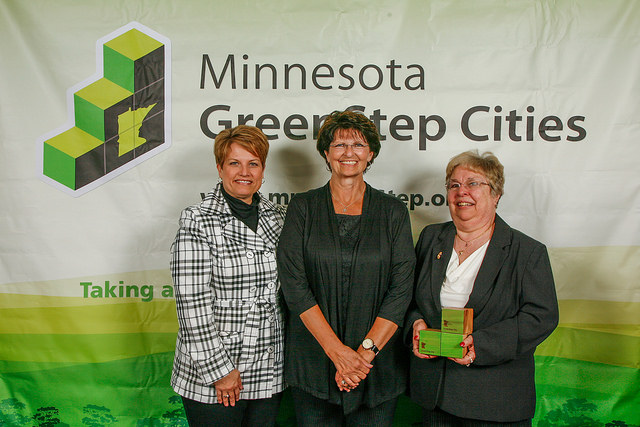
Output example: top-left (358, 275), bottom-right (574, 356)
top-left (441, 307), bottom-right (473, 334)
top-left (418, 329), bottom-right (441, 356)
top-left (43, 127), bottom-right (104, 190)
top-left (74, 78), bottom-right (133, 142)
top-left (440, 333), bottom-right (468, 358)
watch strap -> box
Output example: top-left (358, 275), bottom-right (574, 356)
top-left (369, 343), bottom-right (380, 355)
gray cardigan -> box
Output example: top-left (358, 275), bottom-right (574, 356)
top-left (405, 215), bottom-right (559, 422)
top-left (277, 182), bottom-right (416, 414)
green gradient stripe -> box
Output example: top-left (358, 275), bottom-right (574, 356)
top-left (0, 299), bottom-right (178, 334)
top-left (0, 333), bottom-right (176, 366)
top-left (536, 326), bottom-right (639, 368)
top-left (2, 326), bottom-right (636, 369)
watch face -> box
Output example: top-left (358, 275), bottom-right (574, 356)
top-left (362, 338), bottom-right (374, 349)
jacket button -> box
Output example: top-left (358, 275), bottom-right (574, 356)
top-left (267, 282), bottom-right (275, 289)
top-left (267, 346), bottom-right (274, 353)
top-left (268, 315), bottom-right (275, 323)
top-left (264, 251), bottom-right (272, 258)
top-left (246, 251), bottom-right (254, 259)
top-left (250, 286), bottom-right (257, 293)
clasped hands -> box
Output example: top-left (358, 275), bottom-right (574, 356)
top-left (330, 344), bottom-right (374, 392)
top-left (412, 319), bottom-right (476, 367)
top-left (214, 369), bottom-right (243, 406)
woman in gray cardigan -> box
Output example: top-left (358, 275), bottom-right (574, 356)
top-left (277, 110), bottom-right (416, 426)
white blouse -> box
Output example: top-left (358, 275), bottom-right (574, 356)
top-left (440, 240), bottom-right (490, 308)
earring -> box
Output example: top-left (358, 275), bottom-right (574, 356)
top-left (262, 179), bottom-right (266, 184)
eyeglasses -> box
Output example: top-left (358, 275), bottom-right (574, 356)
top-left (446, 181), bottom-right (491, 191)
top-left (328, 143), bottom-right (369, 153)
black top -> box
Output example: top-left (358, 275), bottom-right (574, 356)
top-left (277, 182), bottom-right (416, 414)
top-left (336, 214), bottom-right (361, 339)
top-left (334, 213), bottom-right (361, 405)
top-left (405, 215), bottom-right (558, 422)
top-left (220, 185), bottom-right (259, 232)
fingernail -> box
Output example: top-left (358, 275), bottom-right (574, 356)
top-left (414, 335), bottom-right (419, 340)
top-left (460, 342), bottom-right (465, 347)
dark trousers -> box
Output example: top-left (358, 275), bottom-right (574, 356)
top-left (290, 386), bottom-right (398, 427)
top-left (181, 393), bottom-right (282, 427)
top-left (422, 406), bottom-right (532, 427)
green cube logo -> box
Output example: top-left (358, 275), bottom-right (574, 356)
top-left (38, 22), bottom-right (171, 196)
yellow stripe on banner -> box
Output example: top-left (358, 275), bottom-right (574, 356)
top-left (0, 293), bottom-right (145, 308)
top-left (0, 299), bottom-right (178, 334)
top-left (536, 325), bottom-right (640, 369)
top-left (560, 323), bottom-right (639, 336)
top-left (558, 299), bottom-right (640, 327)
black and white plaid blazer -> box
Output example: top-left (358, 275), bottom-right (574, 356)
top-left (170, 183), bottom-right (286, 403)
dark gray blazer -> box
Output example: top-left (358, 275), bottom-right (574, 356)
top-left (406, 215), bottom-right (558, 422)
top-left (277, 182), bottom-right (415, 414)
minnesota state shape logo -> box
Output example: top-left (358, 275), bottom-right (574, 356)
top-left (37, 22), bottom-right (171, 196)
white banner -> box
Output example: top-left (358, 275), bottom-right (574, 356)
top-left (0, 1), bottom-right (637, 425)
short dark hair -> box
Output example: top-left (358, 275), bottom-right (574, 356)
top-left (316, 110), bottom-right (381, 170)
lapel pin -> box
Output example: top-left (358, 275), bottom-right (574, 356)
top-left (437, 251), bottom-right (442, 259)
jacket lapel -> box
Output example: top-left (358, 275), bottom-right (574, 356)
top-left (323, 182), bottom-right (341, 254)
top-left (356, 184), bottom-right (372, 243)
top-left (255, 198), bottom-right (283, 249)
top-left (466, 214), bottom-right (511, 310)
top-left (222, 218), bottom-right (267, 251)
top-left (431, 223), bottom-right (456, 312)
top-left (201, 184), bottom-right (276, 252)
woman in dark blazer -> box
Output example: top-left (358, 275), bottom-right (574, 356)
top-left (406, 150), bottom-right (559, 426)
top-left (277, 110), bottom-right (415, 426)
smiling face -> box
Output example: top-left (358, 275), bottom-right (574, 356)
top-left (216, 142), bottom-right (264, 204)
top-left (447, 166), bottom-right (500, 232)
top-left (324, 128), bottom-right (374, 179)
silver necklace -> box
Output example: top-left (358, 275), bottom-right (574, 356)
top-left (331, 193), bottom-right (362, 213)
top-left (455, 223), bottom-right (494, 256)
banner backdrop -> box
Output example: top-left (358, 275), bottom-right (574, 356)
top-left (1, 0), bottom-right (638, 425)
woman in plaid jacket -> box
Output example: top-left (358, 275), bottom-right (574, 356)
top-left (170, 125), bottom-right (286, 426)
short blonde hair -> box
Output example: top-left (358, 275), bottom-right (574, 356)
top-left (214, 125), bottom-right (269, 166)
top-left (446, 150), bottom-right (504, 197)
